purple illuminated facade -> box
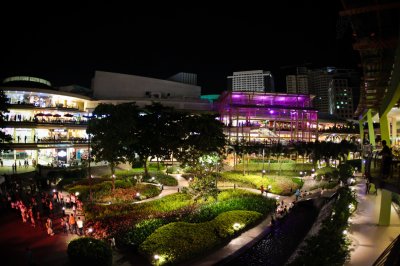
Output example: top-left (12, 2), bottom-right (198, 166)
top-left (217, 91), bottom-right (318, 143)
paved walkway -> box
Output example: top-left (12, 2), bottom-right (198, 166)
top-left (345, 174), bottom-right (400, 266)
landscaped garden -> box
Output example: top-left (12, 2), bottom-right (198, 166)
top-left (63, 102), bottom-right (361, 265)
top-left (80, 188), bottom-right (276, 265)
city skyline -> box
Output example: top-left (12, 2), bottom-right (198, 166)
top-left (0, 2), bottom-right (360, 95)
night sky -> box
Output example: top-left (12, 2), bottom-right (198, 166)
top-left (0, 1), bottom-right (360, 95)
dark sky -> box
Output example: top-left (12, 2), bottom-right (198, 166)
top-left (0, 1), bottom-right (360, 95)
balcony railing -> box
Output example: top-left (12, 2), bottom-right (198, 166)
top-left (9, 102), bottom-right (81, 111)
top-left (373, 233), bottom-right (400, 266)
top-left (365, 152), bottom-right (400, 194)
top-left (4, 119), bottom-right (88, 126)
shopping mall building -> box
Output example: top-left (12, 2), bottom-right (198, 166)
top-left (0, 71), bottom-right (318, 167)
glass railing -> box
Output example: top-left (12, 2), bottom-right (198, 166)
top-left (4, 119), bottom-right (88, 125)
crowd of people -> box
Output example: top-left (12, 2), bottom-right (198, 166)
top-left (0, 181), bottom-right (85, 238)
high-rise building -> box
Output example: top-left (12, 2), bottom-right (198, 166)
top-left (227, 70), bottom-right (275, 92)
top-left (286, 75), bottom-right (309, 94)
top-left (287, 66), bottom-right (358, 119)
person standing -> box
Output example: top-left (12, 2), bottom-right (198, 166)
top-left (46, 217), bottom-right (54, 236)
top-left (260, 185), bottom-right (264, 195)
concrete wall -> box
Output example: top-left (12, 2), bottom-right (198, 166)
top-left (92, 71), bottom-right (201, 100)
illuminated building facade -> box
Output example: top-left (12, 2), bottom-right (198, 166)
top-left (218, 91), bottom-right (318, 144)
top-left (0, 77), bottom-right (91, 167)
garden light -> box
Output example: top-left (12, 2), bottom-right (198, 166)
top-left (151, 176), bottom-right (155, 181)
top-left (88, 227), bottom-right (93, 233)
top-left (112, 174), bottom-right (115, 178)
top-left (312, 168), bottom-right (315, 172)
top-left (136, 192), bottom-right (140, 197)
top-left (154, 254), bottom-right (160, 260)
top-left (343, 230), bottom-right (348, 235)
top-left (53, 189), bottom-right (56, 193)
top-left (233, 223), bottom-right (241, 230)
top-left (75, 192), bottom-right (79, 196)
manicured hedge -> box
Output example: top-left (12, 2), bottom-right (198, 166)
top-left (187, 189), bottom-right (276, 223)
top-left (121, 218), bottom-right (168, 249)
top-left (143, 172), bottom-right (178, 186)
top-left (234, 162), bottom-right (314, 172)
top-left (315, 166), bottom-right (339, 180)
top-left (166, 166), bottom-right (182, 174)
top-left (139, 210), bottom-right (262, 265)
top-left (219, 172), bottom-right (301, 195)
top-left (67, 237), bottom-right (112, 266)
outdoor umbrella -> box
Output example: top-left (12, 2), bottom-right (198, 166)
top-left (64, 113), bottom-right (74, 117)
top-left (53, 114), bottom-right (61, 117)
top-left (44, 113), bottom-right (53, 116)
top-left (35, 113), bottom-right (45, 116)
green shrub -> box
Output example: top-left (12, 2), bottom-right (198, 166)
top-left (143, 172), bottom-right (178, 186)
top-left (315, 166), bottom-right (339, 180)
top-left (139, 210), bottom-right (262, 265)
top-left (136, 183), bottom-right (162, 198)
top-left (67, 237), bottom-right (112, 266)
top-left (219, 172), bottom-right (301, 195)
top-left (288, 187), bottom-right (357, 266)
top-left (235, 162), bottom-right (313, 172)
top-left (122, 218), bottom-right (168, 249)
top-left (346, 159), bottom-right (361, 171)
top-left (166, 166), bottom-right (181, 174)
top-left (188, 190), bottom-right (276, 223)
top-left (114, 177), bottom-right (137, 188)
top-left (338, 163), bottom-right (354, 182)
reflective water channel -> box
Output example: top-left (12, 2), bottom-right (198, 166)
top-left (226, 199), bottom-right (321, 266)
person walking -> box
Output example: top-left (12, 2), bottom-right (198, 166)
top-left (295, 188), bottom-right (300, 201)
top-left (69, 213), bottom-right (76, 234)
top-left (76, 217), bottom-right (83, 235)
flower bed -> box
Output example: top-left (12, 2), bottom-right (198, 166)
top-left (139, 210), bottom-right (262, 265)
top-left (98, 184), bottom-right (161, 203)
top-left (85, 189), bottom-right (275, 246)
